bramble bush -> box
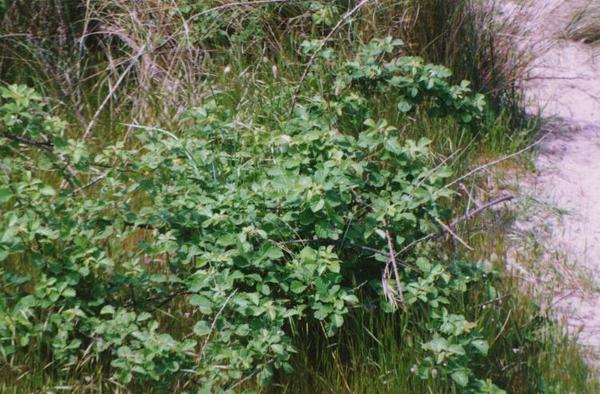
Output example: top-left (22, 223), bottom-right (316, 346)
top-left (0, 39), bottom-right (504, 392)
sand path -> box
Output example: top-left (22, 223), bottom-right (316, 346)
top-left (510, 0), bottom-right (600, 362)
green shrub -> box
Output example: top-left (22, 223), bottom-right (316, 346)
top-left (0, 38), bottom-right (505, 390)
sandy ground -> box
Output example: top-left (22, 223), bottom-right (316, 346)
top-left (507, 0), bottom-right (600, 363)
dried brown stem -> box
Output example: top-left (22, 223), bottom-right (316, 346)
top-left (396, 194), bottom-right (515, 258)
top-left (383, 219), bottom-right (404, 307)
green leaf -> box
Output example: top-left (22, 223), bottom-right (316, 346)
top-left (132, 313), bottom-right (149, 323)
top-left (62, 288), bottom-right (76, 298)
top-left (19, 336), bottom-right (30, 347)
top-left (310, 197), bottom-right (325, 213)
top-left (415, 257), bottom-right (432, 273)
top-left (193, 320), bottom-right (211, 336)
top-left (0, 186), bottom-right (12, 203)
top-left (451, 370), bottom-right (469, 387)
top-left (397, 99), bottom-right (413, 113)
top-left (384, 138), bottom-right (404, 156)
top-left (40, 185), bottom-right (56, 196)
top-left (247, 292), bottom-right (260, 305)
top-left (333, 314), bottom-right (344, 328)
top-left (341, 294), bottom-right (359, 304)
top-left (299, 247), bottom-right (317, 264)
top-left (270, 343), bottom-right (285, 354)
top-left (423, 336), bottom-right (448, 353)
top-left (264, 246), bottom-right (284, 260)
top-left (190, 295), bottom-right (213, 314)
top-left (448, 344), bottom-right (466, 355)
top-left (100, 305), bottom-right (115, 315)
top-left (471, 339), bottom-right (489, 355)
top-left (290, 281), bottom-right (307, 294)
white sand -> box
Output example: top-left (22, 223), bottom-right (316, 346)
top-left (509, 0), bottom-right (600, 362)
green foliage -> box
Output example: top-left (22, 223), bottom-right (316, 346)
top-left (1, 84), bottom-right (56, 139)
top-left (416, 260), bottom-right (503, 393)
top-left (0, 28), bottom-right (592, 392)
top-left (330, 37), bottom-right (486, 125)
top-left (0, 50), bottom-right (503, 392)
top-left (176, 0), bottom-right (321, 51)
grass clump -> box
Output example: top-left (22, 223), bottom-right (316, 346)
top-left (566, 3), bottom-right (600, 44)
top-left (279, 272), bottom-right (597, 393)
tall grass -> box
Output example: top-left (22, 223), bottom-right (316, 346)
top-left (565, 3), bottom-right (600, 44)
top-left (277, 283), bottom-right (596, 393)
top-left (1, 0), bottom-right (529, 132)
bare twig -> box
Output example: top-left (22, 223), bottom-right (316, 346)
top-left (443, 136), bottom-right (547, 191)
top-left (277, 238), bottom-right (391, 257)
top-left (226, 357), bottom-right (277, 392)
top-left (396, 194), bottom-right (515, 258)
top-left (383, 220), bottom-right (404, 306)
top-left (1, 133), bottom-right (53, 151)
top-left (435, 217), bottom-right (474, 251)
top-left (492, 309), bottom-right (512, 345)
top-left (459, 183), bottom-right (480, 212)
top-left (382, 263), bottom-right (394, 306)
top-left (450, 194), bottom-right (514, 227)
top-left (2, 132), bottom-right (79, 184)
top-left (199, 290), bottom-right (238, 360)
top-left (70, 173), bottom-right (108, 196)
top-left (81, 44), bottom-right (147, 140)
